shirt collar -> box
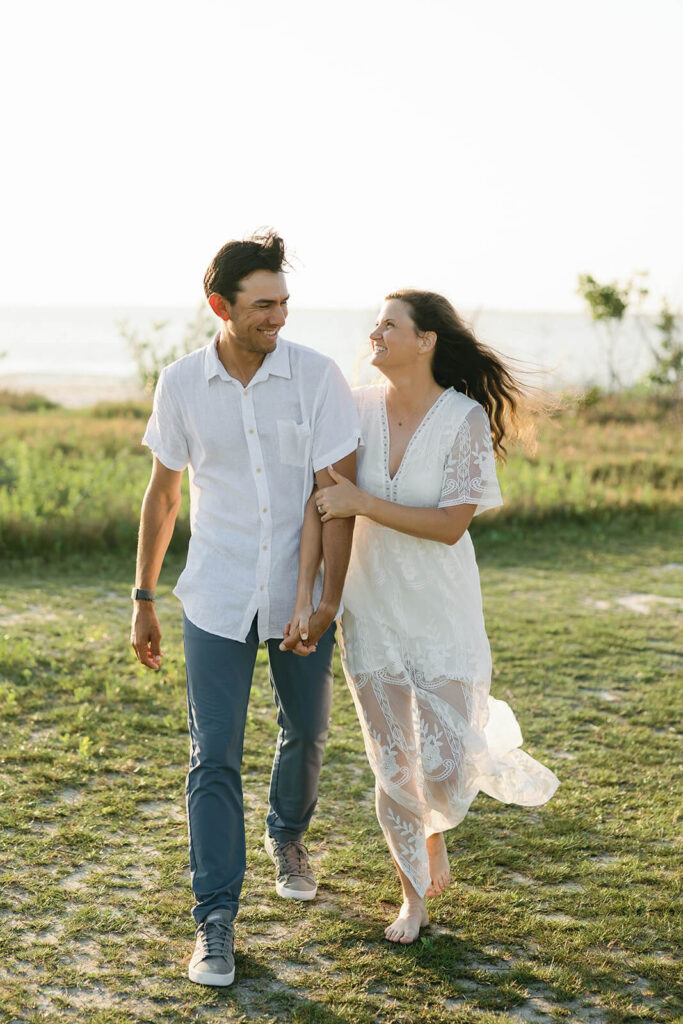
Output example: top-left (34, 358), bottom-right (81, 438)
top-left (204, 333), bottom-right (292, 384)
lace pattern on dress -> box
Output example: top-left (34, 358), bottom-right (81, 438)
top-left (438, 405), bottom-right (503, 514)
top-left (347, 664), bottom-right (559, 897)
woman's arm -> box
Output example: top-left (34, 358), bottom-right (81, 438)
top-left (280, 488), bottom-right (324, 654)
top-left (315, 466), bottom-right (476, 546)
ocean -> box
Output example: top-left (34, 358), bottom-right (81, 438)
top-left (0, 305), bottom-right (657, 404)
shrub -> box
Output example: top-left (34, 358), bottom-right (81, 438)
top-left (0, 390), bottom-right (59, 413)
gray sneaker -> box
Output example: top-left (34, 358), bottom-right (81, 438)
top-left (188, 908), bottom-right (235, 986)
top-left (264, 832), bottom-right (318, 900)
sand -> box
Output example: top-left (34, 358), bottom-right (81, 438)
top-left (0, 373), bottom-right (146, 409)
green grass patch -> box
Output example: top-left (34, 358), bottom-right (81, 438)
top-left (1, 524), bottom-right (681, 1023)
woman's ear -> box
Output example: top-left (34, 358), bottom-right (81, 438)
top-left (208, 292), bottom-right (231, 322)
top-left (419, 330), bottom-right (437, 353)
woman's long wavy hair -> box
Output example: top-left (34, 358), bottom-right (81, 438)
top-left (386, 289), bottom-right (529, 459)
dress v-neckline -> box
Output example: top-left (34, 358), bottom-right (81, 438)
top-left (380, 386), bottom-right (451, 484)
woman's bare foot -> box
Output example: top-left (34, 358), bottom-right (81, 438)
top-left (425, 833), bottom-right (451, 897)
top-left (385, 900), bottom-right (430, 944)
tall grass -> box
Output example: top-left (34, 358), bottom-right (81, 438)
top-left (0, 393), bottom-right (680, 559)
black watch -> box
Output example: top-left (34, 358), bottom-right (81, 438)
top-left (131, 587), bottom-right (155, 602)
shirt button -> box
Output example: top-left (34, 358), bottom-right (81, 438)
top-left (248, 429), bottom-right (254, 434)
top-left (263, 544), bottom-right (268, 550)
top-left (243, 389), bottom-right (248, 396)
top-left (256, 467), bottom-right (262, 473)
top-left (262, 507), bottom-right (268, 513)
top-left (260, 585), bottom-right (264, 591)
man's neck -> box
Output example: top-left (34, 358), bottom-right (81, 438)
top-left (215, 332), bottom-right (267, 387)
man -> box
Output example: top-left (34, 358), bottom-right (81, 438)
top-left (130, 230), bottom-right (359, 987)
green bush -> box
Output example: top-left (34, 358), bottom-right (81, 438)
top-left (0, 389), bottom-right (60, 413)
top-left (87, 400), bottom-right (153, 420)
top-left (0, 394), bottom-right (680, 560)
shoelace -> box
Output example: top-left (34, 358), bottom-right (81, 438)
top-left (275, 840), bottom-right (312, 879)
top-left (197, 918), bottom-right (233, 959)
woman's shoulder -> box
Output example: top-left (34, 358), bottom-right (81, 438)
top-left (437, 391), bottom-right (491, 444)
top-left (441, 388), bottom-right (485, 421)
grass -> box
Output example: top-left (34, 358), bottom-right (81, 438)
top-left (1, 521), bottom-right (681, 1024)
top-left (1, 388), bottom-right (681, 1021)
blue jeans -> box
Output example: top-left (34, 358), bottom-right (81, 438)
top-left (182, 612), bottom-right (335, 924)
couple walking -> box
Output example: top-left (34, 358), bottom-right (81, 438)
top-left (130, 230), bottom-right (559, 986)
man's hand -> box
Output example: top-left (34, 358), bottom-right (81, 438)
top-left (280, 599), bottom-right (316, 656)
top-left (130, 602), bottom-right (163, 670)
top-left (280, 601), bottom-right (336, 657)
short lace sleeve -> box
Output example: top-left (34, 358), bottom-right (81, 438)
top-left (438, 404), bottom-right (503, 516)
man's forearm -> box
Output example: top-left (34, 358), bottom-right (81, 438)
top-left (135, 485), bottom-right (182, 589)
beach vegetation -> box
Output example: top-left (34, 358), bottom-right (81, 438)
top-left (577, 271), bottom-right (682, 397)
top-left (0, 389), bottom-right (679, 561)
top-left (576, 272), bottom-right (649, 392)
top-left (88, 400), bottom-right (154, 420)
top-left (0, 388), bottom-right (60, 413)
top-left (119, 303), bottom-right (215, 394)
top-left (648, 299), bottom-right (683, 396)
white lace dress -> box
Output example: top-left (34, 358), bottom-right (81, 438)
top-left (337, 384), bottom-right (559, 897)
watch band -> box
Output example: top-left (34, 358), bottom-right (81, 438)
top-left (131, 587), bottom-right (155, 602)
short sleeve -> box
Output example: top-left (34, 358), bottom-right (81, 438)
top-left (438, 404), bottom-right (503, 516)
top-left (310, 361), bottom-right (361, 472)
top-left (142, 368), bottom-right (190, 471)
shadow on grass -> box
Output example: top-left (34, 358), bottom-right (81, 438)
top-left (189, 949), bottom-right (360, 1023)
top-left (473, 512), bottom-right (682, 572)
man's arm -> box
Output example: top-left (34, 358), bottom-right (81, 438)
top-left (130, 456), bottom-right (183, 670)
top-left (303, 450), bottom-right (357, 647)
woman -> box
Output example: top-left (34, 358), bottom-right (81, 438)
top-left (285, 290), bottom-right (559, 944)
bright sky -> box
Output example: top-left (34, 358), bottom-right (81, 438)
top-left (1, 0), bottom-right (681, 311)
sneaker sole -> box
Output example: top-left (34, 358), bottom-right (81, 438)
top-left (188, 965), bottom-right (235, 986)
top-left (275, 879), bottom-right (317, 900)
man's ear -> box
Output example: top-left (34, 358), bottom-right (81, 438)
top-left (208, 292), bottom-right (231, 322)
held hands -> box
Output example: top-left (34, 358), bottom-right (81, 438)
top-left (130, 603), bottom-right (163, 671)
top-left (281, 599), bottom-right (315, 656)
top-left (315, 465), bottom-right (365, 522)
top-left (280, 600), bottom-right (336, 657)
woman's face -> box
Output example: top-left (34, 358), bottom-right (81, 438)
top-left (369, 299), bottom-right (421, 370)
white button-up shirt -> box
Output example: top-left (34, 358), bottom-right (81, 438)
top-left (142, 335), bottom-right (361, 642)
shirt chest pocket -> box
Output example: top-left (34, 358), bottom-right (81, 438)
top-left (277, 419), bottom-right (311, 467)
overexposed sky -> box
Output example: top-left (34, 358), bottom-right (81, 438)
top-left (1, 0), bottom-right (681, 310)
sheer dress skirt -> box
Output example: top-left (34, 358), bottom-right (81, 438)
top-left (338, 527), bottom-right (560, 898)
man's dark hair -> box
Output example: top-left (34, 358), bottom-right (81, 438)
top-left (203, 229), bottom-right (289, 303)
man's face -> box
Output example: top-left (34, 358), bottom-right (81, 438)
top-left (227, 270), bottom-right (289, 355)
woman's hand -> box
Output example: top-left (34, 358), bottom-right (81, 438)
top-left (280, 599), bottom-right (316, 655)
top-left (315, 465), bottom-right (367, 522)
